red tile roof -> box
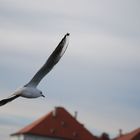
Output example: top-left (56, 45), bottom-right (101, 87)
top-left (11, 107), bottom-right (99, 140)
top-left (114, 128), bottom-right (140, 140)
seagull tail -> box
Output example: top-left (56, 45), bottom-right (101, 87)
top-left (0, 94), bottom-right (20, 106)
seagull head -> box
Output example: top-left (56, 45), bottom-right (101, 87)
top-left (40, 91), bottom-right (45, 97)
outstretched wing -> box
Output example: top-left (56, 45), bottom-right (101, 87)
top-left (0, 94), bottom-right (20, 106)
top-left (25, 33), bottom-right (70, 87)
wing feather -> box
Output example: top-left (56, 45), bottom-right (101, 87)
top-left (0, 94), bottom-right (20, 106)
top-left (25, 33), bottom-right (70, 87)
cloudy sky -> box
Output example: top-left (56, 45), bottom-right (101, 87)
top-left (0, 0), bottom-right (140, 139)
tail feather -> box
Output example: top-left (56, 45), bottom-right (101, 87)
top-left (0, 94), bottom-right (20, 106)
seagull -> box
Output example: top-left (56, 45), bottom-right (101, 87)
top-left (0, 33), bottom-right (70, 106)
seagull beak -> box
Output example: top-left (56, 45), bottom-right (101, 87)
top-left (41, 94), bottom-right (45, 97)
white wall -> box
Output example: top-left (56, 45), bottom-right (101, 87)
top-left (11, 134), bottom-right (65, 140)
top-left (10, 135), bottom-right (24, 140)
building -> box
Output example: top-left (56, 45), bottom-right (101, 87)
top-left (114, 128), bottom-right (140, 140)
top-left (11, 107), bottom-right (99, 140)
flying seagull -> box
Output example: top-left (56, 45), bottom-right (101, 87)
top-left (0, 33), bottom-right (70, 106)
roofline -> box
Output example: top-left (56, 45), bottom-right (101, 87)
top-left (10, 106), bottom-right (99, 140)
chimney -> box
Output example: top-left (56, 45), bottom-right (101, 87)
top-left (74, 111), bottom-right (78, 119)
top-left (52, 107), bottom-right (57, 117)
top-left (119, 129), bottom-right (123, 137)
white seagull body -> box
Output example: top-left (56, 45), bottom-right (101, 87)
top-left (0, 33), bottom-right (70, 106)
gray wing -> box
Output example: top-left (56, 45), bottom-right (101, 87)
top-left (0, 94), bottom-right (20, 106)
top-left (25, 33), bottom-right (70, 87)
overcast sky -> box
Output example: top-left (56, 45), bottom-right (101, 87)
top-left (0, 0), bottom-right (140, 139)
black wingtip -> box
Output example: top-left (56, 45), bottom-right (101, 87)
top-left (0, 94), bottom-right (20, 107)
top-left (0, 99), bottom-right (8, 106)
top-left (66, 33), bottom-right (70, 36)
